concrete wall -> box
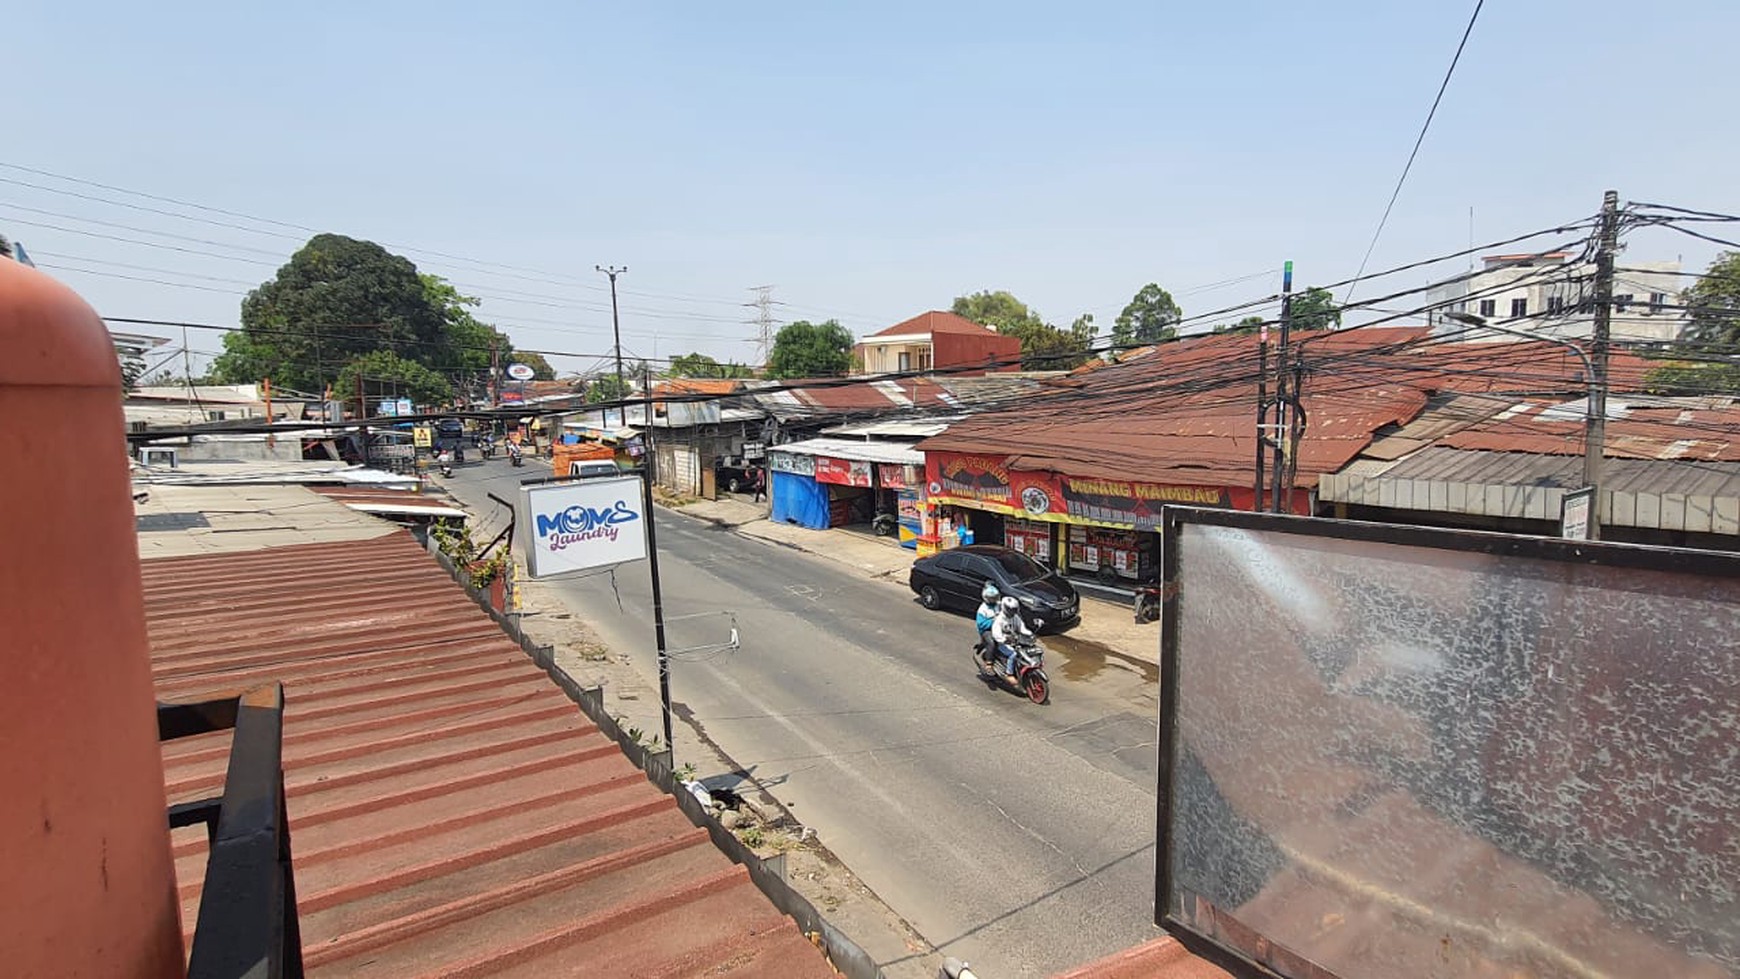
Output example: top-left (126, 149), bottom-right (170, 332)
top-left (1427, 258), bottom-right (1688, 342)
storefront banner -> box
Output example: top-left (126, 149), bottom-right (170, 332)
top-left (926, 451), bottom-right (1286, 529)
top-left (769, 451), bottom-right (815, 477)
top-left (877, 463), bottom-right (912, 490)
top-left (815, 456), bottom-right (873, 487)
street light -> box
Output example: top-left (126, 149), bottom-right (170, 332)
top-left (1444, 310), bottom-right (1604, 538)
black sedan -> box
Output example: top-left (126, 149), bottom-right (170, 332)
top-left (908, 544), bottom-right (1079, 632)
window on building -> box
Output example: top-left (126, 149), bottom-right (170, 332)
top-left (1478, 299), bottom-right (1496, 317)
top-left (1547, 295), bottom-right (1565, 314)
top-left (1615, 293), bottom-right (1634, 313)
top-left (898, 351), bottom-right (911, 372)
top-left (1649, 292), bottom-right (1666, 314)
top-left (1510, 298), bottom-right (1527, 318)
top-left (918, 350), bottom-right (931, 370)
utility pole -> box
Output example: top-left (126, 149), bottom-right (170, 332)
top-left (1269, 261), bottom-right (1295, 514)
top-left (489, 338), bottom-right (500, 408)
top-left (597, 265), bottom-right (628, 427)
top-left (744, 285), bottom-right (779, 368)
top-left (1584, 190), bottom-right (1619, 540)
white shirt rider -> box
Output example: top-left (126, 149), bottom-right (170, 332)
top-left (989, 597), bottom-right (1032, 674)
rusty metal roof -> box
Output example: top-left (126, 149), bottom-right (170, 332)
top-left (145, 532), bottom-right (833, 977)
top-left (920, 331), bottom-right (1671, 490)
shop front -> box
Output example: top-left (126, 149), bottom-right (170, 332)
top-left (923, 450), bottom-right (1300, 585)
top-left (768, 438), bottom-right (929, 534)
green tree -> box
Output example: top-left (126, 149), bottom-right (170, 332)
top-left (1213, 315), bottom-right (1268, 335)
top-left (669, 351), bottom-right (756, 379)
top-left (214, 234), bottom-right (450, 392)
top-left (1645, 361), bottom-right (1740, 395)
top-left (335, 350), bottom-right (452, 407)
top-left (951, 291), bottom-right (1096, 369)
top-left (1288, 286), bottom-right (1342, 332)
top-left (586, 374), bottom-right (632, 403)
top-left (1682, 251), bottom-right (1740, 349)
top-left (1113, 283), bottom-right (1182, 347)
top-left (952, 290), bottom-right (1043, 335)
top-left (766, 320), bottom-right (854, 378)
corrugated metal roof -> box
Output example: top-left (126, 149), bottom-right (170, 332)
top-left (1369, 446), bottom-right (1740, 498)
top-left (771, 437), bottom-right (925, 465)
top-left (145, 532), bottom-right (833, 977)
top-left (923, 329), bottom-right (1434, 489)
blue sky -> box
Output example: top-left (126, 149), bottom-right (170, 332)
top-left (5, 1), bottom-right (1736, 375)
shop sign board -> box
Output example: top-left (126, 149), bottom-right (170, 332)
top-left (815, 456), bottom-right (873, 487)
top-left (926, 450), bottom-right (1252, 529)
top-left (742, 441), bottom-right (766, 460)
top-left (412, 426), bottom-right (433, 448)
top-left (877, 463), bottom-right (912, 490)
top-left (516, 475), bottom-right (647, 578)
top-left (769, 450), bottom-right (815, 477)
top-left (1560, 486), bottom-right (1594, 540)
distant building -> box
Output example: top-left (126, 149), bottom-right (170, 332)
top-left (853, 311), bottom-right (1022, 375)
top-left (1426, 252), bottom-right (1688, 343)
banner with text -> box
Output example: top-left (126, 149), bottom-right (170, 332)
top-left (926, 451), bottom-right (1255, 530)
top-left (815, 456), bottom-right (873, 487)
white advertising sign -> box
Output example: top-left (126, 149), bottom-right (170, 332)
top-left (506, 363), bottom-right (536, 381)
top-left (517, 475), bottom-right (648, 577)
top-left (769, 450), bottom-right (815, 476)
top-left (1560, 487), bottom-right (1594, 540)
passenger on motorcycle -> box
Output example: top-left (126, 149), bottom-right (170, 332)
top-left (990, 596), bottom-right (1033, 676)
top-left (975, 583), bottom-right (1000, 654)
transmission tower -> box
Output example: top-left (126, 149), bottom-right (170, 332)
top-left (743, 285), bottom-right (782, 367)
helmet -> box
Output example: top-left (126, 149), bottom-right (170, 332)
top-left (981, 583), bottom-right (1001, 603)
top-left (999, 596), bottom-right (1021, 616)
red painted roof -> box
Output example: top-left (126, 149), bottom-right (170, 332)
top-left (868, 310), bottom-right (1002, 338)
top-left (794, 376), bottom-right (955, 412)
top-left (145, 533), bottom-right (832, 978)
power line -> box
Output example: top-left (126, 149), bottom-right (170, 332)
top-left (1343, 0), bottom-right (1486, 303)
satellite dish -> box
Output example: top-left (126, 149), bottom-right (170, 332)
top-left (506, 363), bottom-right (536, 381)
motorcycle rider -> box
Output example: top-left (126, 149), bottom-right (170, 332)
top-left (990, 595), bottom-right (1034, 677)
top-left (975, 583), bottom-right (1001, 656)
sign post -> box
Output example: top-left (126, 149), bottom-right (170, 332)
top-left (1560, 486), bottom-right (1595, 541)
top-left (516, 470), bottom-right (674, 752)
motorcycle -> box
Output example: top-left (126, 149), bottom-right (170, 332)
top-left (507, 442), bottom-right (524, 468)
top-left (871, 511), bottom-right (898, 537)
top-left (436, 450), bottom-right (455, 478)
top-left (479, 434), bottom-right (497, 459)
top-left (1133, 583), bottom-right (1163, 623)
top-left (974, 620), bottom-right (1051, 705)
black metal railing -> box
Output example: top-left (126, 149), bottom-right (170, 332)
top-left (159, 683), bottom-right (304, 979)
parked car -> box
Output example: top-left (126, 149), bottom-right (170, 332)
top-left (714, 455), bottom-right (757, 494)
top-left (909, 544), bottom-right (1079, 631)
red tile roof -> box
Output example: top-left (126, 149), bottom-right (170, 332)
top-left (145, 533), bottom-right (833, 978)
top-left (868, 310), bottom-right (1001, 338)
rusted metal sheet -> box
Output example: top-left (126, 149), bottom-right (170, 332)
top-left (143, 532), bottom-right (834, 977)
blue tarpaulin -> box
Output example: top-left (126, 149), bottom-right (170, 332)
top-left (771, 470), bottom-right (829, 529)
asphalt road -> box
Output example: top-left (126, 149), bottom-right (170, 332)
top-left (444, 462), bottom-right (1165, 978)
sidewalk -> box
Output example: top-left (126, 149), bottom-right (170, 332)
top-left (670, 496), bottom-right (1161, 671)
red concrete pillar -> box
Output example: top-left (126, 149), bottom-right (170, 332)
top-left (0, 259), bottom-right (183, 976)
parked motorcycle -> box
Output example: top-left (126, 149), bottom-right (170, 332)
top-left (974, 620), bottom-right (1051, 704)
top-left (871, 511), bottom-right (898, 537)
top-left (1133, 583), bottom-right (1163, 623)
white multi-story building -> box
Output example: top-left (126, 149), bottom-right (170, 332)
top-left (1426, 252), bottom-right (1688, 343)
